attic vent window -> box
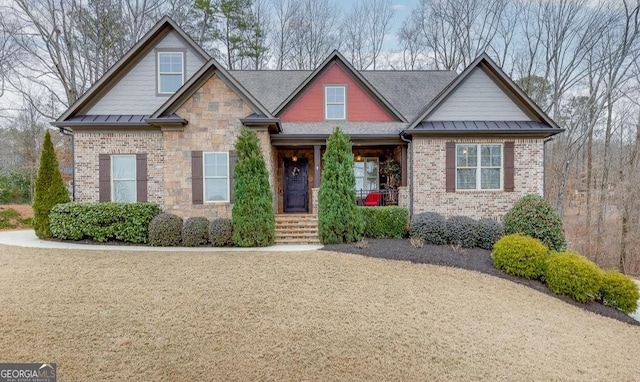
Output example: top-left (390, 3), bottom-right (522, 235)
top-left (158, 52), bottom-right (184, 94)
top-left (325, 86), bottom-right (346, 120)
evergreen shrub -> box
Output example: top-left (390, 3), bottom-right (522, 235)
top-left (503, 194), bottom-right (565, 251)
top-left (358, 206), bottom-right (408, 239)
top-left (210, 218), bottom-right (233, 247)
top-left (318, 127), bottom-right (364, 243)
top-left (598, 270), bottom-right (639, 314)
top-left (492, 234), bottom-right (548, 279)
top-left (232, 129), bottom-right (275, 247)
top-left (446, 216), bottom-right (479, 248)
top-left (182, 217), bottom-right (210, 247)
top-left (149, 213), bottom-right (183, 246)
top-left (476, 218), bottom-right (504, 250)
top-left (409, 212), bottom-right (447, 245)
top-left (545, 251), bottom-right (603, 303)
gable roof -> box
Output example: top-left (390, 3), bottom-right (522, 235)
top-left (55, 16), bottom-right (209, 124)
top-left (269, 51), bottom-right (407, 122)
top-left (407, 53), bottom-right (560, 130)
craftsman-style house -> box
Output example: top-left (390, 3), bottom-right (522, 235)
top-left (53, 17), bottom-right (563, 243)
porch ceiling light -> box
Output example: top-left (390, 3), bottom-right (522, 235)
top-left (292, 154), bottom-right (298, 162)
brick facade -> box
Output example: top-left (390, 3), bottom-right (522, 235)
top-left (74, 130), bottom-right (164, 204)
top-left (411, 137), bottom-right (544, 220)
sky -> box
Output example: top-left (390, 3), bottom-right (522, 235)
top-left (341, 0), bottom-right (419, 48)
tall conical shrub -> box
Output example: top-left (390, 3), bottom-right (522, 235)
top-left (318, 127), bottom-right (364, 244)
top-left (232, 128), bottom-right (275, 247)
top-left (33, 130), bottom-right (70, 238)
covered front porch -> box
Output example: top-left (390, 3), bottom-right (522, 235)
top-left (270, 138), bottom-right (409, 215)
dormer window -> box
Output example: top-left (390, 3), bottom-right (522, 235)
top-left (325, 86), bottom-right (346, 120)
top-left (157, 51), bottom-right (184, 94)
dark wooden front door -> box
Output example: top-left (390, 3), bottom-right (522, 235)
top-left (284, 158), bottom-right (308, 212)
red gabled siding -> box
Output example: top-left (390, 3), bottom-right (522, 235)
top-left (280, 63), bottom-right (395, 122)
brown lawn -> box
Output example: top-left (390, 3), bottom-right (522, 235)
top-left (0, 245), bottom-right (638, 381)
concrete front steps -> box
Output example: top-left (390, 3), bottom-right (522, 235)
top-left (275, 214), bottom-right (320, 244)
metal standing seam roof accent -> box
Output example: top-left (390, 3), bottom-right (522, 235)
top-left (411, 120), bottom-right (564, 136)
top-left (64, 115), bottom-right (150, 124)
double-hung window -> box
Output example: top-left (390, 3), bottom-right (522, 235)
top-left (325, 86), bottom-right (346, 120)
top-left (354, 157), bottom-right (379, 191)
top-left (204, 152), bottom-right (229, 202)
top-left (158, 52), bottom-right (184, 94)
top-left (456, 144), bottom-right (502, 190)
top-left (112, 155), bottom-right (137, 202)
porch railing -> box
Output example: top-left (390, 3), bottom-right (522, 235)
top-left (356, 189), bottom-right (399, 206)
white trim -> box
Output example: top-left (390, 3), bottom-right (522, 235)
top-left (111, 154), bottom-right (137, 202)
top-left (325, 85), bottom-right (346, 120)
top-left (157, 51), bottom-right (184, 94)
top-left (203, 151), bottom-right (230, 203)
top-left (455, 144), bottom-right (503, 191)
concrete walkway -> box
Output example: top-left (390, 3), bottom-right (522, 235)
top-left (0, 230), bottom-right (323, 252)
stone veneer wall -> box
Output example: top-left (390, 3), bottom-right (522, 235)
top-left (163, 73), bottom-right (274, 218)
top-left (74, 130), bottom-right (164, 204)
top-left (411, 137), bottom-right (544, 220)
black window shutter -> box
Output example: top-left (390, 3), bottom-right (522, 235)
top-left (99, 154), bottom-right (111, 202)
top-left (136, 153), bottom-right (148, 202)
top-left (504, 142), bottom-right (515, 192)
top-left (445, 142), bottom-right (455, 192)
top-left (192, 151), bottom-right (203, 204)
top-left (229, 150), bottom-right (237, 203)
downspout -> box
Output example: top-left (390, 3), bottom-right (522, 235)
top-left (542, 136), bottom-right (555, 199)
top-left (59, 127), bottom-right (75, 201)
top-left (400, 131), bottom-right (413, 217)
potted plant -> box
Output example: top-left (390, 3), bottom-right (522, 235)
top-left (380, 157), bottom-right (400, 204)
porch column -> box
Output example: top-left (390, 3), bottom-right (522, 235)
top-left (314, 145), bottom-right (321, 187)
top-left (401, 145), bottom-right (408, 187)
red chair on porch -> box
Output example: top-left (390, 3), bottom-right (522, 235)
top-left (363, 192), bottom-right (382, 206)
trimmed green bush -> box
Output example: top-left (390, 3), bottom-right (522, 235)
top-left (545, 251), bottom-right (603, 303)
top-left (50, 202), bottom-right (160, 243)
top-left (598, 270), bottom-right (639, 314)
top-left (182, 217), bottom-right (210, 247)
top-left (318, 127), bottom-right (364, 244)
top-left (409, 212), bottom-right (447, 245)
top-left (209, 218), bottom-right (233, 247)
top-left (33, 131), bottom-right (70, 238)
top-left (232, 128), bottom-right (275, 247)
top-left (476, 218), bottom-right (504, 250)
top-left (492, 234), bottom-right (548, 279)
top-left (358, 206), bottom-right (408, 239)
top-left (149, 213), bottom-right (183, 246)
top-left (446, 216), bottom-right (479, 248)
top-left (503, 194), bottom-right (565, 251)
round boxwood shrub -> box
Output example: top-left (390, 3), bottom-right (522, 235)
top-left (598, 270), bottom-right (639, 314)
top-left (409, 212), bottom-right (447, 245)
top-left (545, 251), bottom-right (603, 303)
top-left (182, 217), bottom-right (209, 247)
top-left (476, 218), bottom-right (504, 250)
top-left (210, 218), bottom-right (233, 247)
top-left (492, 234), bottom-right (548, 279)
top-left (446, 216), bottom-right (479, 248)
top-left (503, 194), bottom-right (566, 251)
top-left (149, 213), bottom-right (183, 246)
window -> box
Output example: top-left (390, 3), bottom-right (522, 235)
top-left (158, 52), bottom-right (184, 94)
top-left (354, 157), bottom-right (379, 191)
top-left (204, 152), bottom-right (229, 202)
top-left (456, 144), bottom-right (502, 190)
top-left (325, 86), bottom-right (346, 120)
top-left (112, 155), bottom-right (136, 202)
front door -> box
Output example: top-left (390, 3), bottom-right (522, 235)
top-left (284, 158), bottom-right (308, 212)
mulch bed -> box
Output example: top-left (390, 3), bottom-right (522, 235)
top-left (324, 239), bottom-right (640, 326)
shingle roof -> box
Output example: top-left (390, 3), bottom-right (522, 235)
top-left (280, 122), bottom-right (407, 136)
top-left (228, 70), bottom-right (457, 121)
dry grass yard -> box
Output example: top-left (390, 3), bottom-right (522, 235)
top-left (1, 245), bottom-right (639, 381)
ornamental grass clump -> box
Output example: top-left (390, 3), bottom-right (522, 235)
top-left (503, 194), bottom-right (565, 251)
top-left (409, 212), bottom-right (447, 245)
top-left (598, 270), bottom-right (639, 314)
top-left (492, 234), bottom-right (548, 279)
top-left (318, 127), bottom-right (364, 244)
top-left (232, 129), bottom-right (275, 247)
top-left (149, 213), bottom-right (183, 246)
top-left (182, 217), bottom-right (210, 247)
top-left (545, 251), bottom-right (603, 303)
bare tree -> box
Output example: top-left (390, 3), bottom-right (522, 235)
top-left (270, 0), bottom-right (300, 70)
top-left (288, 0), bottom-right (341, 70)
top-left (396, 14), bottom-right (428, 70)
top-left (344, 0), bottom-right (395, 70)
